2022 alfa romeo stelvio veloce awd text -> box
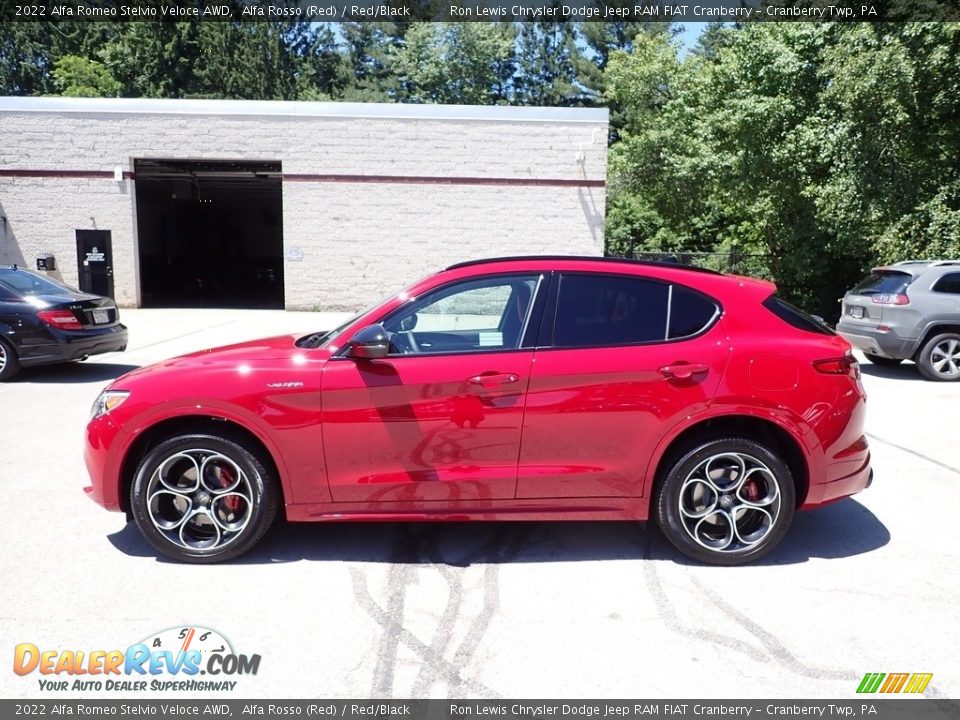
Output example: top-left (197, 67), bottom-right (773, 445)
top-left (84, 257), bottom-right (873, 565)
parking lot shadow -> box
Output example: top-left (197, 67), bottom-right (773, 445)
top-left (859, 362), bottom-right (923, 381)
top-left (107, 497), bottom-right (888, 567)
top-left (15, 362), bottom-right (140, 384)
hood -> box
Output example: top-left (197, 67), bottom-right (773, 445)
top-left (114, 334), bottom-right (331, 386)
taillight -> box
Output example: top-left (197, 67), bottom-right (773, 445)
top-left (871, 293), bottom-right (909, 305)
top-left (813, 352), bottom-right (860, 378)
top-left (37, 310), bottom-right (83, 331)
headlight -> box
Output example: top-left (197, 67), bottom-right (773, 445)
top-left (90, 390), bottom-right (130, 420)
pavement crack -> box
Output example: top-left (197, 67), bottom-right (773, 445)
top-left (349, 526), bottom-right (502, 699)
top-left (689, 575), bottom-right (856, 682)
top-left (642, 533), bottom-right (768, 663)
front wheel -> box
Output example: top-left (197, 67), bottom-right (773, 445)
top-left (130, 433), bottom-right (280, 563)
top-left (916, 333), bottom-right (960, 381)
top-left (655, 438), bottom-right (796, 565)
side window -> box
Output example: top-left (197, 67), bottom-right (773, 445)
top-left (0, 281), bottom-right (17, 301)
top-left (669, 285), bottom-right (719, 339)
top-left (553, 274), bottom-right (669, 348)
top-left (932, 273), bottom-right (960, 295)
top-left (382, 274), bottom-right (540, 355)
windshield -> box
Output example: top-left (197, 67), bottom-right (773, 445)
top-left (0, 270), bottom-right (80, 297)
top-left (295, 285), bottom-right (418, 350)
top-left (850, 271), bottom-right (914, 296)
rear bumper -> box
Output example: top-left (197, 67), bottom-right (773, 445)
top-left (836, 324), bottom-right (917, 360)
top-left (18, 324), bottom-right (128, 367)
top-left (805, 452), bottom-right (873, 506)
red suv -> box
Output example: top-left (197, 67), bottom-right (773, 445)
top-left (84, 257), bottom-right (872, 565)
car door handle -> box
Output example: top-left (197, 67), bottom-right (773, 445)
top-left (467, 373), bottom-right (519, 387)
top-left (659, 363), bottom-right (709, 380)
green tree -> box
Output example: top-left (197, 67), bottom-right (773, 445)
top-left (392, 23), bottom-right (515, 104)
top-left (604, 23), bottom-right (960, 318)
top-left (52, 54), bottom-right (120, 97)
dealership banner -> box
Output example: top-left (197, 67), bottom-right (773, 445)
top-left (1, 0), bottom-right (958, 23)
top-left (2, 701), bottom-right (960, 719)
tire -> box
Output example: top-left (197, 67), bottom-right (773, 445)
top-left (0, 337), bottom-right (21, 381)
top-left (863, 353), bottom-right (902, 367)
top-left (130, 433), bottom-right (280, 563)
top-left (916, 333), bottom-right (960, 382)
top-left (655, 437), bottom-right (796, 566)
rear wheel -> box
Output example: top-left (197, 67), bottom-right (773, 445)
top-left (130, 433), bottom-right (280, 563)
top-left (656, 437), bottom-right (796, 565)
top-left (0, 337), bottom-right (20, 381)
top-left (917, 333), bottom-right (960, 381)
top-left (863, 353), bottom-right (902, 367)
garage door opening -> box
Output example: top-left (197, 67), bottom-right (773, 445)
top-left (134, 159), bottom-right (284, 308)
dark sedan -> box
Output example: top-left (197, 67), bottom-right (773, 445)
top-left (0, 266), bottom-right (128, 381)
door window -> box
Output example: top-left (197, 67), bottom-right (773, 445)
top-left (382, 274), bottom-right (540, 355)
top-left (553, 274), bottom-right (719, 348)
top-left (553, 274), bottom-right (670, 348)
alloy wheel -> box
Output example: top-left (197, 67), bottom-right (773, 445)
top-left (930, 338), bottom-right (960, 378)
top-left (145, 448), bottom-right (254, 551)
top-left (678, 452), bottom-right (782, 553)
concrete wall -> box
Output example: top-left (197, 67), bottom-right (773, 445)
top-left (0, 98), bottom-right (608, 310)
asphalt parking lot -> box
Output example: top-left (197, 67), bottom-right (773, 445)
top-left (1, 308), bottom-right (958, 700)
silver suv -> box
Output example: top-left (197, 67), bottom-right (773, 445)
top-left (837, 260), bottom-right (960, 381)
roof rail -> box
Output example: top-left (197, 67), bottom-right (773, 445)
top-left (891, 259), bottom-right (933, 265)
top-left (931, 260), bottom-right (960, 266)
top-left (445, 255), bottom-right (722, 275)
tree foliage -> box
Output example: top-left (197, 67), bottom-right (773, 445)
top-left (606, 23), bottom-right (960, 318)
top-left (3, 20), bottom-right (958, 317)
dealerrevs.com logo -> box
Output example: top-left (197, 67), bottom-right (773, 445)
top-left (13, 626), bottom-right (260, 692)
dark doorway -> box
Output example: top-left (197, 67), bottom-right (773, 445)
top-left (76, 230), bottom-right (114, 298)
top-left (133, 159), bottom-right (284, 308)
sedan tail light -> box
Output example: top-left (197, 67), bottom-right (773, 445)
top-left (871, 293), bottom-right (909, 305)
top-left (813, 352), bottom-right (860, 378)
top-left (37, 309), bottom-right (83, 331)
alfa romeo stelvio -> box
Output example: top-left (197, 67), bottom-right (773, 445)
top-left (84, 257), bottom-right (872, 564)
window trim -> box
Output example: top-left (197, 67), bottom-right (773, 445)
top-left (543, 271), bottom-right (722, 351)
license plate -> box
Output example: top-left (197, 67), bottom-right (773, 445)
top-left (848, 306), bottom-right (864, 319)
top-left (92, 309), bottom-right (110, 324)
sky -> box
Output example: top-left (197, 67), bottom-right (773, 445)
top-left (677, 22), bottom-right (709, 56)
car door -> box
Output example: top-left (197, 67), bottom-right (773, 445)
top-left (517, 271), bottom-right (728, 499)
top-left (321, 273), bottom-right (545, 504)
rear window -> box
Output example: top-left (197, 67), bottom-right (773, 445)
top-left (850, 271), bottom-right (913, 296)
top-left (0, 270), bottom-right (77, 297)
top-left (669, 285), bottom-right (719, 339)
top-left (762, 296), bottom-right (835, 336)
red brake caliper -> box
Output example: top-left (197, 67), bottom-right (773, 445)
top-left (218, 466), bottom-right (243, 514)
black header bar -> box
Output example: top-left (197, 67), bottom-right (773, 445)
top-left (1, 0), bottom-right (958, 23)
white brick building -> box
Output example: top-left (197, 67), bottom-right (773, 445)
top-left (0, 97), bottom-right (608, 310)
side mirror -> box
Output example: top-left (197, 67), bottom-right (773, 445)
top-left (346, 325), bottom-right (390, 359)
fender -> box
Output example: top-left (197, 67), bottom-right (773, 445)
top-left (639, 403), bottom-right (824, 501)
top-left (119, 399), bottom-right (300, 507)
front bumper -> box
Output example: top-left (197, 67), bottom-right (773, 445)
top-left (83, 413), bottom-right (129, 512)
